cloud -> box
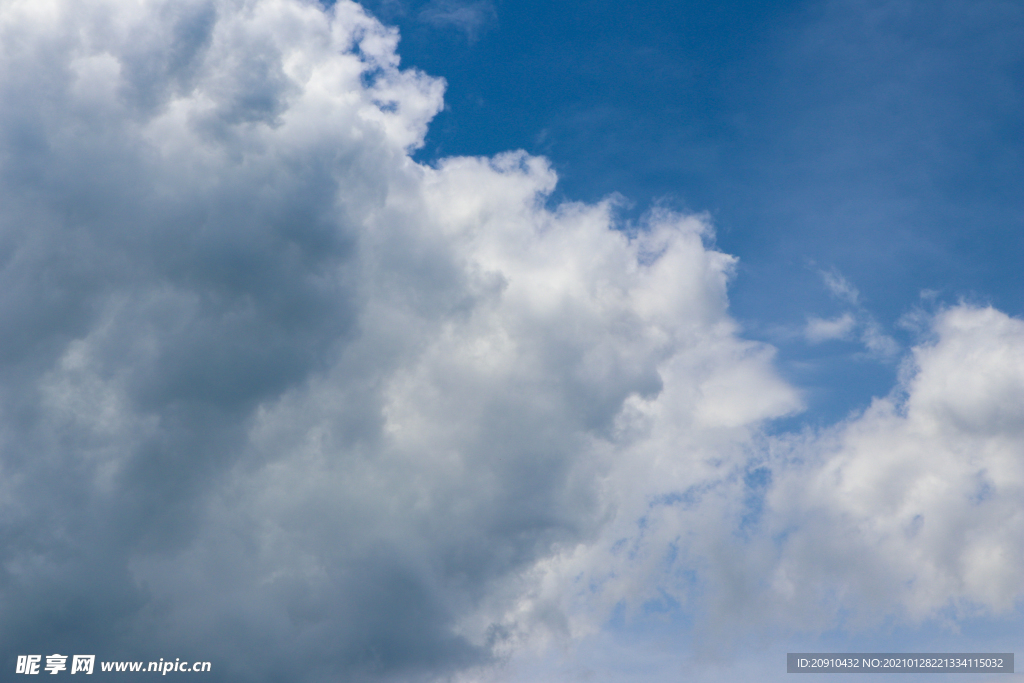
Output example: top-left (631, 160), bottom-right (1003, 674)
top-left (766, 305), bottom-right (1024, 625)
top-left (804, 312), bottom-right (857, 342)
top-left (0, 0), bottom-right (1021, 681)
top-left (859, 319), bottom-right (900, 357)
top-left (821, 267), bottom-right (860, 306)
top-left (808, 268), bottom-right (900, 358)
top-left (418, 0), bottom-right (496, 42)
top-left (0, 0), bottom-right (796, 678)
top-left (513, 304), bottom-right (1024, 660)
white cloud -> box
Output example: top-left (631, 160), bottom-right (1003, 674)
top-left (0, 0), bottom-right (797, 676)
top-left (805, 312), bottom-right (856, 342)
top-left (0, 0), bottom-right (1021, 680)
top-left (508, 304), bottom-right (1024, 665)
top-left (859, 320), bottom-right (900, 357)
top-left (808, 269), bottom-right (900, 358)
top-left (768, 305), bottom-right (1024, 625)
top-left (821, 267), bottom-right (860, 305)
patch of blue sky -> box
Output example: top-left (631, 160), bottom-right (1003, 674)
top-left (347, 0), bottom-right (1023, 428)
top-left (739, 465), bottom-right (771, 532)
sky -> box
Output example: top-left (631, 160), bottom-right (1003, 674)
top-left (0, 0), bottom-right (1021, 681)
top-left (358, 0), bottom-right (1024, 428)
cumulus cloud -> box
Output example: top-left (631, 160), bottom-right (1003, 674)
top-left (1, 0), bottom-right (1022, 681)
top-left (765, 305), bottom-right (1024, 625)
top-left (512, 304), bottom-right (1024, 661)
top-left (0, 0), bottom-right (796, 677)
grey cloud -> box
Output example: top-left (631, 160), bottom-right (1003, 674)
top-left (2, 1), bottom-right (1020, 681)
top-left (0, 1), bottom-right (783, 680)
top-left (118, 1), bottom-right (219, 114)
top-left (0, 0), bottom-right (444, 677)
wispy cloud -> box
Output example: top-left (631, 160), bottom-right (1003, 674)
top-left (419, 0), bottom-right (497, 41)
top-left (805, 267), bottom-right (899, 358)
top-left (821, 267), bottom-right (860, 306)
top-left (804, 312), bottom-right (857, 342)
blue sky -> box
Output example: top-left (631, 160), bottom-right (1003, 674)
top-left (360, 0), bottom-right (1024, 425)
top-left (0, 0), bottom-right (1022, 681)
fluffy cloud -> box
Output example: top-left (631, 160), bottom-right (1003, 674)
top-left (0, 0), bottom-right (797, 678)
top-left (1, 0), bottom-right (1021, 681)
top-left (768, 305), bottom-right (1024, 624)
top-left (509, 304), bottom-right (1024, 666)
